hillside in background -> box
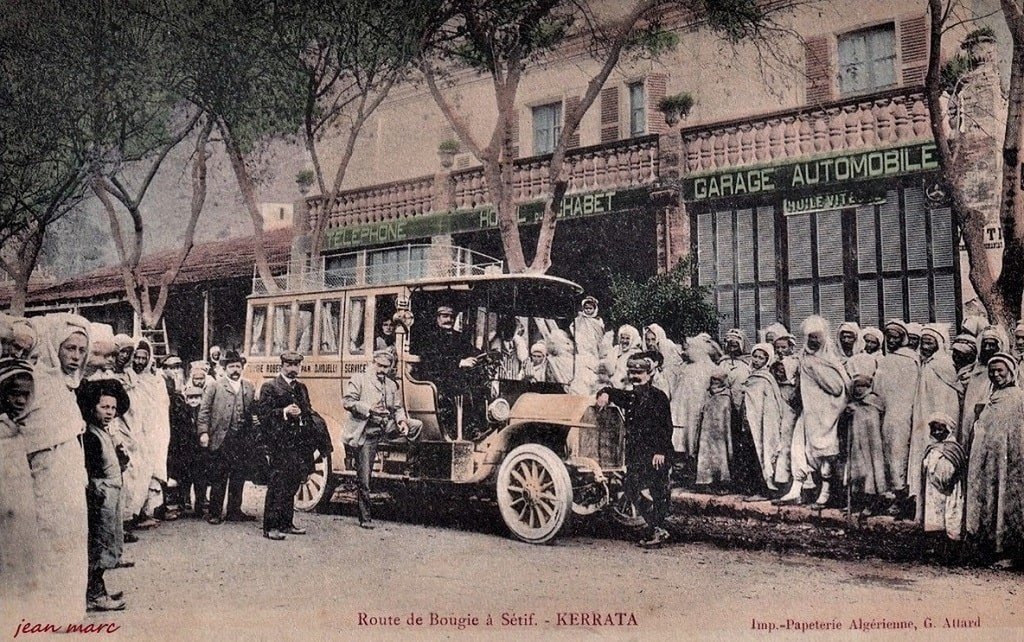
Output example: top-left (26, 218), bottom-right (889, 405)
top-left (39, 137), bottom-right (307, 280)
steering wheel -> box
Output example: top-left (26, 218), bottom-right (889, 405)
top-left (467, 349), bottom-right (502, 381)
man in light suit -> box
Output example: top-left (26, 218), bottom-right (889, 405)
top-left (342, 349), bottom-right (421, 529)
top-left (197, 350), bottom-right (256, 525)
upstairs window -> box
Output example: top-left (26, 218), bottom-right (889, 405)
top-left (532, 102), bottom-right (562, 155)
top-left (628, 82), bottom-right (646, 137)
top-left (838, 24), bottom-right (896, 96)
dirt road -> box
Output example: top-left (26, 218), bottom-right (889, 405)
top-left (22, 484), bottom-right (1019, 641)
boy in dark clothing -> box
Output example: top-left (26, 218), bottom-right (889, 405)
top-left (169, 385), bottom-right (207, 516)
top-left (597, 352), bottom-right (675, 547)
top-left (79, 379), bottom-right (132, 612)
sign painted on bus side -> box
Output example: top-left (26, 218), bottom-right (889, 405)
top-left (322, 187), bottom-right (650, 251)
top-left (682, 141), bottom-right (939, 202)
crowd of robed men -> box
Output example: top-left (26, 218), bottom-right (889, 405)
top-left (558, 297), bottom-right (1022, 567)
top-left (0, 312), bottom-right (331, 623)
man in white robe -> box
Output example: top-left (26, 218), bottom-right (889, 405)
top-left (961, 325), bottom-right (1006, 448)
top-left (908, 325), bottom-right (961, 512)
top-left (742, 343), bottom-right (785, 492)
top-left (965, 352), bottom-right (1024, 568)
top-left (774, 316), bottom-right (848, 508)
top-left (872, 319), bottom-right (920, 514)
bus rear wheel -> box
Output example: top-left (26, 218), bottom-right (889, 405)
top-left (294, 450), bottom-right (335, 512)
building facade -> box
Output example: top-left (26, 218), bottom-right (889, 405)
top-left (288, 2), bottom-right (984, 340)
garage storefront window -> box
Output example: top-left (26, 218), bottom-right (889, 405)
top-left (693, 181), bottom-right (959, 335)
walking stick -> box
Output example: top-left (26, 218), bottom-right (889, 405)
top-left (844, 414), bottom-right (852, 522)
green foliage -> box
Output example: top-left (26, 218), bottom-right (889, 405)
top-left (624, 27), bottom-right (680, 60)
top-left (295, 169), bottom-right (315, 187)
top-left (940, 53), bottom-right (979, 93)
top-left (605, 259), bottom-right (719, 343)
top-left (170, 0), bottom-right (308, 154)
top-left (0, 0), bottom-right (180, 245)
top-left (659, 92), bottom-right (695, 114)
top-left (698, 0), bottom-right (767, 43)
top-left (436, 0), bottom-right (574, 72)
top-left (438, 138), bottom-right (461, 153)
top-left (962, 26), bottom-right (996, 49)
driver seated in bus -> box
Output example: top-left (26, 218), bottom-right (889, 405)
top-left (414, 303), bottom-right (483, 439)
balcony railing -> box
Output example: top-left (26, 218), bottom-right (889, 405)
top-left (302, 88), bottom-right (932, 239)
top-left (679, 87), bottom-right (932, 173)
top-left (308, 135), bottom-right (661, 231)
top-left (252, 244), bottom-right (503, 295)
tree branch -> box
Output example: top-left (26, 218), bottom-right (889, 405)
top-left (421, 62), bottom-right (488, 161)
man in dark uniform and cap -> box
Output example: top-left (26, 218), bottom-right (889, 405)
top-left (257, 351), bottom-right (322, 540)
top-left (596, 351), bottom-right (675, 547)
top-left (414, 303), bottom-right (481, 439)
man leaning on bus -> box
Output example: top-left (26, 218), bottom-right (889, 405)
top-left (342, 349), bottom-right (422, 529)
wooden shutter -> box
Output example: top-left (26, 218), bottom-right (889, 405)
top-left (600, 86), bottom-right (620, 143)
top-left (899, 14), bottom-right (928, 86)
top-left (646, 73), bottom-right (667, 134)
top-left (804, 35), bottom-right (832, 105)
top-left (565, 96), bottom-right (581, 148)
top-left (508, 110), bottom-right (519, 159)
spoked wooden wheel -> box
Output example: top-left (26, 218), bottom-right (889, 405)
top-left (609, 472), bottom-right (645, 527)
top-left (496, 444), bottom-right (572, 544)
top-left (294, 450), bottom-right (333, 512)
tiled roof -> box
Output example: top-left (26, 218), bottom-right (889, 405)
top-left (0, 227), bottom-right (293, 308)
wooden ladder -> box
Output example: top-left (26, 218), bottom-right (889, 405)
top-left (141, 318), bottom-right (170, 360)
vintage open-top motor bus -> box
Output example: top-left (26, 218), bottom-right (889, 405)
top-left (243, 245), bottom-right (636, 543)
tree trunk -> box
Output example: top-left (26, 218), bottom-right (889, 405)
top-left (143, 118), bottom-right (214, 328)
top-left (220, 121), bottom-right (280, 293)
top-left (7, 269), bottom-right (29, 316)
top-left (925, 0), bottom-right (1010, 324)
top-left (93, 176), bottom-right (146, 323)
top-left (996, 5), bottom-right (1024, 323)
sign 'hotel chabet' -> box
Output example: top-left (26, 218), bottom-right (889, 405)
top-left (682, 141), bottom-right (939, 215)
top-left (323, 187), bottom-right (649, 251)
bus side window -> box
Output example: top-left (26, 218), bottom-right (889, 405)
top-left (374, 295), bottom-right (397, 351)
top-left (296, 302), bottom-right (315, 355)
top-left (319, 300), bottom-right (341, 354)
top-left (250, 306), bottom-right (268, 356)
top-left (271, 304), bottom-right (291, 356)
top-left (347, 297), bottom-right (367, 355)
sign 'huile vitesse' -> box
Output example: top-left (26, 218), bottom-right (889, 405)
top-left (322, 187), bottom-right (649, 251)
top-left (682, 141), bottom-right (939, 202)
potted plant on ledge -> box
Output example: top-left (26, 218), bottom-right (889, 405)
top-left (658, 92), bottom-right (695, 127)
top-left (296, 168), bottom-right (315, 195)
top-left (438, 138), bottom-right (460, 168)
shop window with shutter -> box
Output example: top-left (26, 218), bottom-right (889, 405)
top-left (785, 209), bottom-right (847, 328)
top-left (600, 86), bottom-right (620, 142)
top-left (853, 183), bottom-right (959, 328)
top-left (694, 206), bottom-right (779, 339)
top-left (838, 24), bottom-right (897, 96)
